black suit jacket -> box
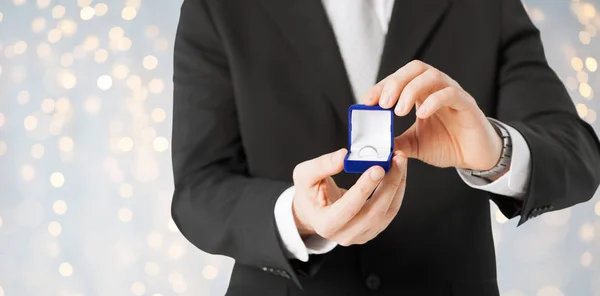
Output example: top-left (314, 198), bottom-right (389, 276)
top-left (171, 0), bottom-right (600, 295)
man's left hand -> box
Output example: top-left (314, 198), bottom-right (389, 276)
top-left (363, 60), bottom-right (502, 171)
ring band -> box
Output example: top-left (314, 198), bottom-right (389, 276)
top-left (358, 145), bottom-right (378, 158)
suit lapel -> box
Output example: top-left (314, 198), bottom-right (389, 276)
top-left (258, 0), bottom-right (354, 125)
top-left (377, 0), bottom-right (452, 135)
top-left (259, 0), bottom-right (452, 128)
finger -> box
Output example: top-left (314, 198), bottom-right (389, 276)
top-left (357, 154), bottom-right (408, 244)
top-left (332, 154), bottom-right (407, 245)
top-left (294, 148), bottom-right (347, 186)
top-left (361, 77), bottom-right (389, 106)
top-left (361, 60), bottom-right (429, 106)
top-left (317, 177), bottom-right (342, 207)
top-left (415, 86), bottom-right (474, 119)
top-left (393, 124), bottom-right (418, 159)
top-left (384, 153), bottom-right (407, 218)
top-left (363, 154), bottom-right (406, 215)
top-left (319, 166), bottom-right (385, 237)
top-left (315, 181), bottom-right (328, 208)
top-left (395, 68), bottom-right (456, 116)
top-left (378, 60), bottom-right (430, 109)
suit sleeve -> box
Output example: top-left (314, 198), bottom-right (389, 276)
top-left (491, 0), bottom-right (600, 225)
top-left (171, 0), bottom-right (302, 286)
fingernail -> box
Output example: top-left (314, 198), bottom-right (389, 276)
top-left (380, 91), bottom-right (390, 106)
top-left (417, 106), bottom-right (427, 117)
top-left (339, 149), bottom-right (347, 160)
top-left (317, 195), bottom-right (327, 207)
top-left (364, 91), bottom-right (374, 104)
top-left (395, 99), bottom-right (405, 114)
top-left (395, 156), bottom-right (406, 167)
top-left (369, 167), bottom-right (385, 181)
top-left (335, 149), bottom-right (345, 162)
top-left (395, 150), bottom-right (407, 159)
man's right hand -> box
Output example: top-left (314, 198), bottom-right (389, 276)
top-left (292, 148), bottom-right (408, 246)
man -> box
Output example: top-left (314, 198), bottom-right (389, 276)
top-left (170, 0), bottom-right (600, 295)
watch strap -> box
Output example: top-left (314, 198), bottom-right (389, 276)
top-left (459, 120), bottom-right (512, 180)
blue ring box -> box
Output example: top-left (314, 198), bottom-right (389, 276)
top-left (344, 104), bottom-right (394, 173)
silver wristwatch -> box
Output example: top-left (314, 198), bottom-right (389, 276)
top-left (459, 120), bottom-right (512, 180)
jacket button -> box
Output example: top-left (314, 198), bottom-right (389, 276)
top-left (365, 274), bottom-right (381, 290)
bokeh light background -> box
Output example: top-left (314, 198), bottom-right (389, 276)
top-left (0, 0), bottom-right (599, 295)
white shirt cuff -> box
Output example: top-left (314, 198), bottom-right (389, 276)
top-left (457, 119), bottom-right (531, 199)
top-left (274, 186), bottom-right (337, 262)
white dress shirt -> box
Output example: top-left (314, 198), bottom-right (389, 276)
top-left (274, 0), bottom-right (532, 262)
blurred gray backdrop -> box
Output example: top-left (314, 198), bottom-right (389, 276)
top-left (0, 0), bottom-right (599, 295)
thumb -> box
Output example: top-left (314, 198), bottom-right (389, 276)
top-left (293, 148), bottom-right (347, 186)
top-left (394, 124), bottom-right (418, 159)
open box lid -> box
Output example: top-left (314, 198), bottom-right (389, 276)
top-left (347, 104), bottom-right (394, 161)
